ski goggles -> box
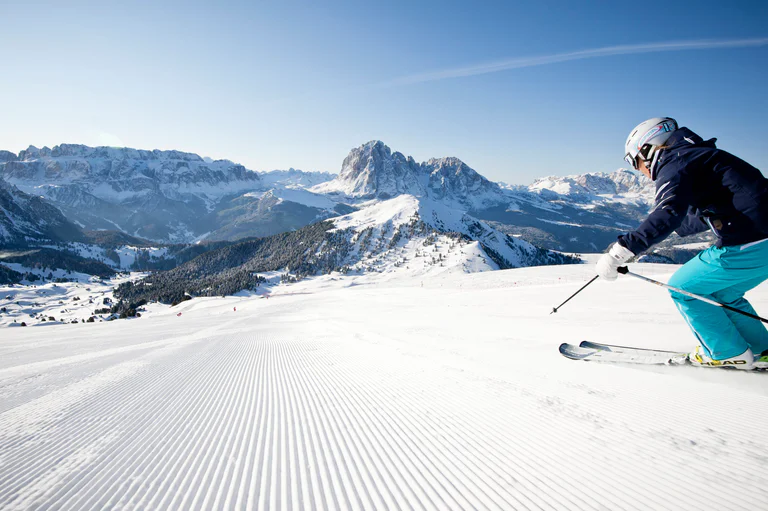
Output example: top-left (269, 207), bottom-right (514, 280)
top-left (624, 144), bottom-right (654, 171)
top-left (624, 153), bottom-right (638, 170)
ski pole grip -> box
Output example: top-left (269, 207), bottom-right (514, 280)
top-left (617, 266), bottom-right (629, 275)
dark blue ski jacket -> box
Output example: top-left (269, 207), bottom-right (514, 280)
top-left (618, 127), bottom-right (768, 254)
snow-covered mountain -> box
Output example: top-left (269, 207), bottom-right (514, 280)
top-left (331, 194), bottom-right (572, 276)
top-left (203, 187), bottom-right (350, 242)
top-left (0, 178), bottom-right (82, 245)
top-left (113, 193), bottom-right (575, 306)
top-left (259, 168), bottom-right (335, 189)
top-left (475, 169), bottom-right (655, 252)
top-left (313, 141), bottom-right (508, 210)
top-left (311, 141), bottom-right (657, 253)
top-left (5, 145), bottom-right (260, 196)
top-left (527, 169), bottom-right (653, 200)
top-left (1, 140), bottom-right (659, 254)
top-left (0, 144), bottom-right (340, 243)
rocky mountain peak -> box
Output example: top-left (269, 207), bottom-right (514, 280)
top-left (323, 140), bottom-right (420, 199)
top-left (315, 141), bottom-right (506, 210)
top-left (0, 150), bottom-right (17, 163)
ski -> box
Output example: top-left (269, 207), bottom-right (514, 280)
top-left (579, 340), bottom-right (684, 356)
top-left (564, 342), bottom-right (768, 370)
top-left (559, 342), bottom-right (688, 366)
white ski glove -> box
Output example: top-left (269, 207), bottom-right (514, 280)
top-left (596, 242), bottom-right (634, 281)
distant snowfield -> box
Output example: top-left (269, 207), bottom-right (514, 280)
top-left (1, 263), bottom-right (767, 510)
top-left (0, 271), bottom-right (146, 327)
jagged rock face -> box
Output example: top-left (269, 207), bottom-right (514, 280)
top-left (0, 178), bottom-right (82, 245)
top-left (315, 141), bottom-right (508, 210)
top-left (330, 141), bottom-right (423, 198)
top-left (424, 157), bottom-right (502, 209)
top-left (0, 151), bottom-right (17, 163)
top-left (0, 144), bottom-right (346, 243)
top-left (6, 144), bottom-right (258, 192)
top-left (1, 144), bottom-right (265, 241)
top-left (34, 184), bottom-right (106, 209)
top-left (19, 144), bottom-right (205, 163)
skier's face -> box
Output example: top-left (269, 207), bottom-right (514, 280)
top-left (636, 158), bottom-right (652, 179)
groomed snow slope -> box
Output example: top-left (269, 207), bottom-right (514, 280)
top-left (1, 263), bottom-right (767, 510)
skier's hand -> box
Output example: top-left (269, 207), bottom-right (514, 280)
top-left (596, 243), bottom-right (634, 281)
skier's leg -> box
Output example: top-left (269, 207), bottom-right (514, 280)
top-left (667, 246), bottom-right (751, 360)
top-left (716, 293), bottom-right (768, 355)
top-left (709, 242), bottom-right (768, 355)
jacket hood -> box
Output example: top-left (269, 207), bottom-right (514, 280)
top-left (665, 127), bottom-right (716, 151)
top-left (653, 127), bottom-right (717, 180)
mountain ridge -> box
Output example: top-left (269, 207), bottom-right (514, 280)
top-left (1, 143), bottom-right (337, 242)
top-left (0, 140), bottom-right (659, 253)
top-left (313, 140), bottom-right (509, 210)
top-left (0, 177), bottom-right (83, 244)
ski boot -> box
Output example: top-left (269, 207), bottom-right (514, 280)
top-left (755, 350), bottom-right (768, 370)
top-left (688, 346), bottom-right (754, 370)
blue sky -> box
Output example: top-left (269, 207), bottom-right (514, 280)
top-left (1, 0), bottom-right (767, 184)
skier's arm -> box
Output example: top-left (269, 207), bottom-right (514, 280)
top-left (619, 170), bottom-right (693, 254)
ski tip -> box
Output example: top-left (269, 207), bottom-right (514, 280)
top-left (558, 343), bottom-right (577, 358)
top-left (559, 342), bottom-right (595, 360)
top-left (579, 340), bottom-right (612, 352)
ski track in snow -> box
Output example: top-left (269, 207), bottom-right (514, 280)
top-left (0, 264), bottom-right (767, 510)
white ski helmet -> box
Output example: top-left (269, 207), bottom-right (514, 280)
top-left (624, 117), bottom-right (677, 171)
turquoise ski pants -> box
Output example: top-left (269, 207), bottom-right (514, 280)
top-left (667, 239), bottom-right (768, 360)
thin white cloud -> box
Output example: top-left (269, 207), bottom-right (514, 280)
top-left (381, 38), bottom-right (768, 86)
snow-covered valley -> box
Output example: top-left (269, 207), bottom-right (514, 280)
top-left (1, 263), bottom-right (766, 510)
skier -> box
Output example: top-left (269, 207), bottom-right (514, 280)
top-left (596, 117), bottom-right (768, 369)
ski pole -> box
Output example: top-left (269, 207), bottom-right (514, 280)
top-left (551, 275), bottom-right (599, 314)
top-left (617, 266), bottom-right (768, 324)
